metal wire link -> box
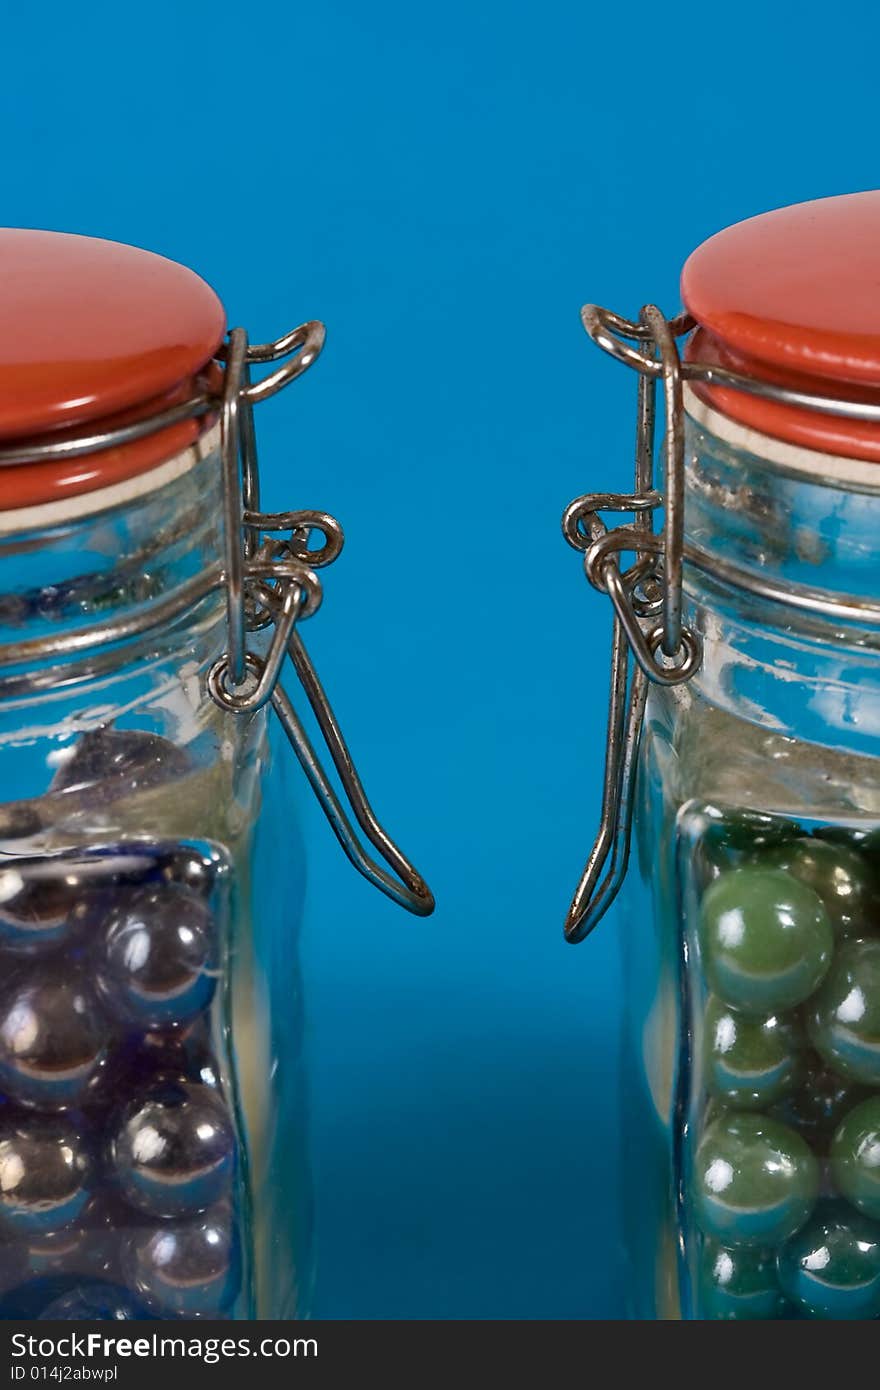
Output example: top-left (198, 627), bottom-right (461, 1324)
top-left (243, 509), bottom-right (344, 570)
top-left (209, 324), bottom-right (435, 919)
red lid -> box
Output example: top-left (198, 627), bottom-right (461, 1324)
top-left (681, 192), bottom-right (880, 460)
top-left (0, 230), bottom-right (226, 509)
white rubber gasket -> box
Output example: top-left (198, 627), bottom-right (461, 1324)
top-left (0, 421), bottom-right (221, 535)
top-left (683, 384), bottom-right (880, 493)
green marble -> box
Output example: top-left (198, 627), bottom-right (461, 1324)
top-left (699, 1238), bottom-right (787, 1319)
top-left (858, 826), bottom-right (880, 865)
top-left (807, 939), bottom-right (880, 1085)
top-left (692, 1112), bottom-right (819, 1247)
top-left (831, 1096), bottom-right (880, 1219)
top-left (777, 1200), bottom-right (880, 1319)
top-left (698, 867), bottom-right (833, 1015)
top-left (771, 1061), bottom-right (868, 1156)
top-left (702, 996), bottom-right (802, 1110)
top-left (758, 836), bottom-right (877, 940)
top-left (815, 825), bottom-right (870, 850)
top-left (701, 807), bottom-right (800, 870)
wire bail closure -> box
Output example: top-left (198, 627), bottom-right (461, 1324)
top-left (0, 317), bottom-right (433, 917)
top-left (207, 322), bottom-right (434, 917)
top-left (561, 305), bottom-right (701, 944)
top-left (562, 299), bottom-right (880, 944)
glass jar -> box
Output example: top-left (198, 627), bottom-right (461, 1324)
top-left (563, 193), bottom-right (880, 1320)
top-left (0, 230), bottom-right (433, 1322)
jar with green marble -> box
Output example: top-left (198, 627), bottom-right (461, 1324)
top-left (568, 194), bottom-right (880, 1322)
top-left (619, 415), bottom-right (880, 1319)
top-left (616, 409), bottom-right (880, 1319)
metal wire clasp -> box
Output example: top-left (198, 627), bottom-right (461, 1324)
top-left (560, 305), bottom-right (700, 943)
top-left (207, 323), bottom-right (434, 917)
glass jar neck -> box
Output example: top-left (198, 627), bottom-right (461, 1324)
top-left (0, 427), bottom-right (225, 700)
top-left (681, 397), bottom-right (880, 759)
top-left (684, 392), bottom-right (880, 610)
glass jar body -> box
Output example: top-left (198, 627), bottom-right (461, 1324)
top-left (0, 438), bottom-right (312, 1321)
top-left (622, 404), bottom-right (880, 1320)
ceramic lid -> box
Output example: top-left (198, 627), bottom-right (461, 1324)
top-left (681, 192), bottom-right (880, 460)
top-left (0, 230), bottom-right (226, 508)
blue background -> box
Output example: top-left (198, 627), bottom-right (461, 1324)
top-left (2, 3), bottom-right (876, 1318)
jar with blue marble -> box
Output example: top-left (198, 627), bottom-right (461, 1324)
top-left (0, 229), bottom-right (432, 1320)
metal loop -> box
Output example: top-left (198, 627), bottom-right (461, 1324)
top-left (245, 557), bottom-right (323, 620)
top-left (603, 567), bottom-right (699, 688)
top-left (580, 305), bottom-right (694, 376)
top-left (631, 572), bottom-right (664, 617)
top-left (243, 322), bottom-right (325, 366)
top-left (619, 556), bottom-right (659, 605)
top-left (562, 490), bottom-right (661, 552)
top-left (645, 621), bottom-right (702, 682)
top-left (207, 577), bottom-right (306, 715)
top-left (241, 322), bottom-right (326, 404)
top-left (244, 508), bottom-right (344, 569)
top-left (583, 527), bottom-right (662, 593)
top-left (207, 651), bottom-right (268, 713)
